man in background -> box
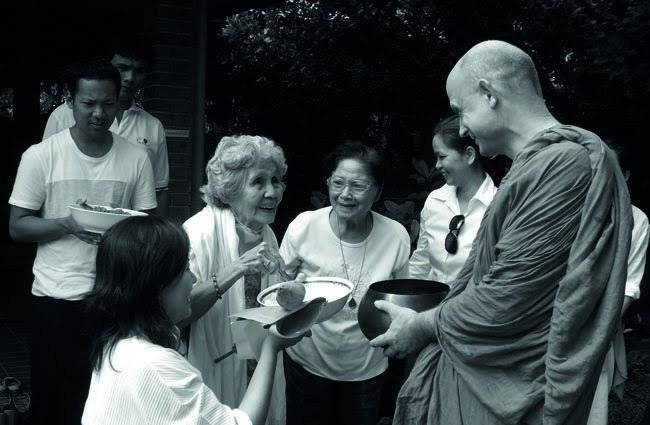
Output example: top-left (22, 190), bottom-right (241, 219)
top-left (43, 37), bottom-right (169, 215)
top-left (10, 61), bottom-right (156, 425)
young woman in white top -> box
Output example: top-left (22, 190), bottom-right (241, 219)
top-left (82, 216), bottom-right (304, 425)
top-left (409, 115), bottom-right (498, 285)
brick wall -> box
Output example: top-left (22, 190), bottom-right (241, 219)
top-left (145, 0), bottom-right (195, 220)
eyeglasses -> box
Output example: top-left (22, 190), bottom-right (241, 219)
top-left (327, 176), bottom-right (373, 196)
top-left (444, 214), bottom-right (465, 254)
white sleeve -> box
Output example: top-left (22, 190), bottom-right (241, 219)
top-left (626, 209), bottom-right (649, 299)
top-left (153, 121), bottom-right (170, 191)
top-left (279, 216), bottom-right (304, 276)
top-left (8, 147), bottom-right (46, 211)
top-left (409, 205), bottom-right (431, 279)
top-left (43, 111), bottom-right (64, 140)
top-left (393, 223), bottom-right (411, 279)
top-left (131, 155), bottom-right (157, 211)
top-left (128, 351), bottom-right (252, 425)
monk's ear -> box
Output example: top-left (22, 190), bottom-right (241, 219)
top-left (478, 79), bottom-right (498, 109)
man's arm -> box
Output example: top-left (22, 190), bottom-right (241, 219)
top-left (153, 121), bottom-right (170, 216)
top-left (155, 189), bottom-right (169, 217)
top-left (9, 205), bottom-right (99, 245)
top-left (622, 208), bottom-right (650, 316)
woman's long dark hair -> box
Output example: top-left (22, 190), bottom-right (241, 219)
top-left (85, 215), bottom-right (190, 371)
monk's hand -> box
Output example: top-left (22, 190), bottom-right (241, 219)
top-left (369, 301), bottom-right (430, 359)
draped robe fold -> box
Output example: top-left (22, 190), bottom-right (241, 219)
top-left (394, 126), bottom-right (633, 425)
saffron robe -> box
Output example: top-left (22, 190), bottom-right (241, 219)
top-left (394, 126), bottom-right (633, 425)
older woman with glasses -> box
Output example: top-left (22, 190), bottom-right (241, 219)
top-left (409, 115), bottom-right (498, 286)
top-left (278, 141), bottom-right (410, 425)
top-left (181, 135), bottom-right (288, 425)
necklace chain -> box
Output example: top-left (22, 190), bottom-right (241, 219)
top-left (233, 212), bottom-right (263, 236)
top-left (335, 213), bottom-right (368, 308)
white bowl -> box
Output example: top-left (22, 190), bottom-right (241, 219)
top-left (69, 204), bottom-right (147, 233)
top-left (257, 277), bottom-right (353, 323)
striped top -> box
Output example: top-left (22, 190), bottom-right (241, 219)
top-left (82, 336), bottom-right (252, 425)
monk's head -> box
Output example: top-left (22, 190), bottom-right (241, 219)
top-left (446, 40), bottom-right (545, 157)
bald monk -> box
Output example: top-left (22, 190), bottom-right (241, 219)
top-left (370, 40), bottom-right (633, 425)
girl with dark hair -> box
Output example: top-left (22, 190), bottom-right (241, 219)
top-left (279, 141), bottom-right (411, 425)
top-left (409, 115), bottom-right (497, 285)
top-left (82, 216), bottom-right (304, 425)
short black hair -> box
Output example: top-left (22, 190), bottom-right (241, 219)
top-left (433, 115), bottom-right (480, 154)
top-left (111, 34), bottom-right (154, 64)
top-left (66, 60), bottom-right (121, 100)
top-left (323, 140), bottom-right (385, 186)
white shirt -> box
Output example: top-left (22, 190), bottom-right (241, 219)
top-left (9, 129), bottom-right (157, 300)
top-left (409, 175), bottom-right (497, 284)
top-left (280, 207), bottom-right (410, 381)
top-left (82, 336), bottom-right (252, 425)
top-left (43, 102), bottom-right (169, 190)
top-left (626, 205), bottom-right (649, 299)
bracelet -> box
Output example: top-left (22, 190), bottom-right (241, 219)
top-left (211, 273), bottom-right (222, 300)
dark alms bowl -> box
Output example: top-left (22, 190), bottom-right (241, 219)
top-left (357, 279), bottom-right (449, 341)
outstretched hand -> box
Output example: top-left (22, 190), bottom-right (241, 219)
top-left (267, 324), bottom-right (311, 352)
top-left (369, 300), bottom-right (432, 359)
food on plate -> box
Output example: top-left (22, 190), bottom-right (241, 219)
top-left (276, 281), bottom-right (306, 310)
top-left (76, 199), bottom-right (130, 215)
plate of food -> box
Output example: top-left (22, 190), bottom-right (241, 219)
top-left (69, 199), bottom-right (147, 233)
top-left (257, 276), bottom-right (353, 323)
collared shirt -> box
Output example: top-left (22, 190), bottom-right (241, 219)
top-left (627, 205), bottom-right (649, 299)
top-left (409, 175), bottom-right (497, 285)
top-left (43, 101), bottom-right (169, 190)
top-left (82, 336), bottom-right (252, 425)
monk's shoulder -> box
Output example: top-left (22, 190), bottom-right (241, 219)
top-left (536, 141), bottom-right (590, 167)
top-left (525, 141), bottom-right (591, 181)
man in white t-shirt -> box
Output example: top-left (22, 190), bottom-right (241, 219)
top-left (9, 60), bottom-right (157, 425)
top-left (43, 37), bottom-right (170, 215)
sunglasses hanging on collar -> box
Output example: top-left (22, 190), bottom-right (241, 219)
top-left (444, 214), bottom-right (465, 254)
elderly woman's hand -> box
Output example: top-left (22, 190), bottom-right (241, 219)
top-left (237, 242), bottom-right (284, 276)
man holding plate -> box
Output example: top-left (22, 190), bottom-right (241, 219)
top-left (8, 60), bottom-right (156, 425)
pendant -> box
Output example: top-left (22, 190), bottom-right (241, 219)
top-left (348, 298), bottom-right (357, 308)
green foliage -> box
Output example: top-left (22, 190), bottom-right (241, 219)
top-left (212, 0), bottom-right (650, 225)
top-left (218, 0), bottom-right (648, 131)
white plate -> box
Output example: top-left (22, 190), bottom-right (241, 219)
top-left (69, 204), bottom-right (147, 233)
top-left (258, 276), bottom-right (353, 323)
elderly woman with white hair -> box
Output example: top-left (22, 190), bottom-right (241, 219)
top-left (181, 135), bottom-right (288, 425)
